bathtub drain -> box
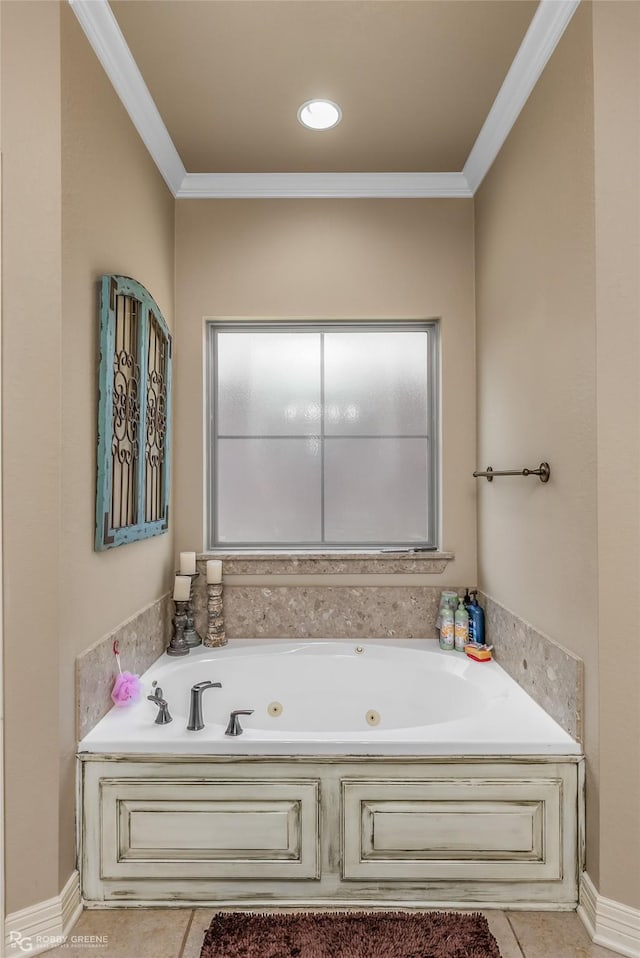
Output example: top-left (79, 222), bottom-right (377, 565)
top-left (366, 709), bottom-right (381, 727)
top-left (267, 701), bottom-right (283, 718)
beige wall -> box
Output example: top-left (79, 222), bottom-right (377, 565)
top-left (1, 0), bottom-right (63, 914)
top-left (57, 5), bottom-right (175, 887)
top-left (475, 4), bottom-right (600, 883)
top-left (0, 3), bottom-right (174, 912)
top-left (1, 1), bottom-right (175, 913)
top-left (477, 0), bottom-right (640, 910)
top-left (175, 199), bottom-right (477, 587)
top-left (592, 1), bottom-right (640, 909)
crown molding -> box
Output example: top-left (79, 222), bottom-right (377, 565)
top-left (69, 0), bottom-right (581, 200)
top-left (176, 172), bottom-right (472, 199)
top-left (68, 0), bottom-right (186, 195)
top-left (464, 0), bottom-right (580, 193)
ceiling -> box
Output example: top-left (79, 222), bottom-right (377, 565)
top-left (69, 0), bottom-right (581, 198)
top-left (110, 0), bottom-right (536, 175)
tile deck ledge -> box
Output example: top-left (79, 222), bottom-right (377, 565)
top-left (196, 552), bottom-right (455, 575)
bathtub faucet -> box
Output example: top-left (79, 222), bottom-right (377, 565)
top-left (225, 709), bottom-right (254, 736)
top-left (187, 680), bottom-right (222, 731)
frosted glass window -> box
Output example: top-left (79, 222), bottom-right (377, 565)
top-left (208, 323), bottom-right (438, 548)
top-left (324, 438), bottom-right (429, 542)
top-left (324, 332), bottom-right (428, 435)
top-left (217, 438), bottom-right (321, 543)
top-left (217, 332), bottom-right (321, 435)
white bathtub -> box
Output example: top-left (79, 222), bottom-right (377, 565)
top-left (79, 639), bottom-right (580, 756)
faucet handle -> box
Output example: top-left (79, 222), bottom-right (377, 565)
top-left (147, 694), bottom-right (172, 725)
top-left (225, 709), bottom-right (254, 737)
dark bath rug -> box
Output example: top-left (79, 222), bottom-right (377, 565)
top-left (200, 911), bottom-right (502, 958)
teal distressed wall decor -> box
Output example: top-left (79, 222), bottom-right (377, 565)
top-left (96, 275), bottom-right (172, 550)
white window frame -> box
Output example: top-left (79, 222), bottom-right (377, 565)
top-left (205, 320), bottom-right (439, 551)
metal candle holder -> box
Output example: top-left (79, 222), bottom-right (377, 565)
top-left (167, 600), bottom-right (190, 656)
top-left (176, 571), bottom-right (202, 648)
top-left (205, 582), bottom-right (227, 647)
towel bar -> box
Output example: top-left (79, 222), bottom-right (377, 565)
top-left (473, 462), bottom-right (551, 483)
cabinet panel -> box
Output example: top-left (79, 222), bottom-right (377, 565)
top-left (342, 779), bottom-right (561, 881)
top-left (123, 801), bottom-right (296, 855)
top-left (100, 779), bottom-right (320, 880)
top-left (367, 803), bottom-right (541, 855)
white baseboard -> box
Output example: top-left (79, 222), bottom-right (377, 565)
top-left (579, 872), bottom-right (640, 958)
top-left (60, 870), bottom-right (83, 938)
top-left (5, 871), bottom-right (82, 956)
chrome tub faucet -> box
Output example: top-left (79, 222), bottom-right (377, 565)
top-left (187, 680), bottom-right (222, 731)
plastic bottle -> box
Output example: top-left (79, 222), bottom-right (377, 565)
top-left (454, 598), bottom-right (469, 652)
top-left (436, 590), bottom-right (458, 632)
top-left (468, 591), bottom-right (486, 646)
top-left (439, 606), bottom-right (455, 651)
top-left (463, 588), bottom-right (473, 641)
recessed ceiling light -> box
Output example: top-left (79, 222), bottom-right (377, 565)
top-left (297, 99), bottom-right (342, 131)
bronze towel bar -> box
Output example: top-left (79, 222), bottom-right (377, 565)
top-left (473, 462), bottom-right (551, 483)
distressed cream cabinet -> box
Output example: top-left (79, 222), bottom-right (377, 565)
top-left (79, 754), bottom-right (583, 908)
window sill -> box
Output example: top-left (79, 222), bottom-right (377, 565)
top-left (198, 551), bottom-right (454, 575)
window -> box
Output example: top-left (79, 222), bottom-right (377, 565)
top-left (206, 322), bottom-right (438, 550)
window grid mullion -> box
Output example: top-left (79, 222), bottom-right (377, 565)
top-left (212, 328), bottom-right (219, 550)
top-left (320, 331), bottom-right (325, 544)
top-left (216, 434), bottom-right (430, 440)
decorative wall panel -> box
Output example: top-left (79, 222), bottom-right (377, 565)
top-left (96, 275), bottom-right (171, 549)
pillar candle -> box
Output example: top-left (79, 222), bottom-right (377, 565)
top-left (179, 551), bottom-right (196, 575)
top-left (173, 575), bottom-right (191, 602)
top-left (206, 559), bottom-right (223, 584)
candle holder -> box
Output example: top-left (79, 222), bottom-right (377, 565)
top-left (205, 582), bottom-right (227, 647)
top-left (167, 600), bottom-right (190, 656)
top-left (176, 571), bottom-right (202, 648)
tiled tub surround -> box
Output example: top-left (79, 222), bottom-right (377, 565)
top-left (191, 554), bottom-right (454, 641)
top-left (74, 569), bottom-right (582, 747)
top-left (190, 562), bottom-right (582, 743)
top-left (480, 592), bottom-right (583, 744)
top-left (192, 582), bottom-right (444, 641)
top-left (209, 552), bottom-right (454, 576)
top-left (80, 639), bottom-right (581, 756)
top-left (76, 593), bottom-right (172, 740)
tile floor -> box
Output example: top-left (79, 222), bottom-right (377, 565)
top-left (29, 906), bottom-right (620, 958)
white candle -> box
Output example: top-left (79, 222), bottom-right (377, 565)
top-left (179, 551), bottom-right (196, 575)
top-left (206, 559), bottom-right (223, 584)
top-left (173, 575), bottom-right (191, 602)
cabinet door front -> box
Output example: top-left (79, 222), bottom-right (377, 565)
top-left (100, 778), bottom-right (320, 880)
top-left (342, 778), bottom-right (562, 882)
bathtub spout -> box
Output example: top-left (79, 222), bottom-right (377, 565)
top-left (187, 680), bottom-right (222, 731)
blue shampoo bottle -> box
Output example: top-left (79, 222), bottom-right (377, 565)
top-left (468, 591), bottom-right (486, 646)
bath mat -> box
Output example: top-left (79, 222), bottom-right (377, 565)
top-left (200, 910), bottom-right (502, 958)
